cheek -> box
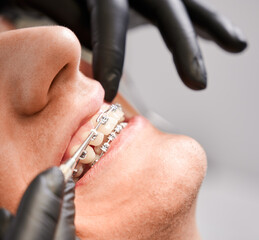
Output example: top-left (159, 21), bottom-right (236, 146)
top-left (0, 135), bottom-right (28, 212)
top-left (74, 126), bottom-right (184, 239)
top-left (0, 72), bottom-right (102, 213)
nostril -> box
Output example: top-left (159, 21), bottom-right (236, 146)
top-left (48, 63), bottom-right (70, 94)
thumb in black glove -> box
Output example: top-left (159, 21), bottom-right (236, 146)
top-left (54, 177), bottom-right (77, 240)
top-left (1, 167), bottom-right (79, 240)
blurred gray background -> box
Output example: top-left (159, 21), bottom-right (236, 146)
top-left (123, 0), bottom-right (259, 239)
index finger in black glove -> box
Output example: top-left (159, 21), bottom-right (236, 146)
top-left (8, 0), bottom-right (247, 98)
top-left (54, 178), bottom-right (78, 240)
top-left (4, 167), bottom-right (65, 240)
top-left (129, 0), bottom-right (207, 90)
top-left (182, 0), bottom-right (247, 53)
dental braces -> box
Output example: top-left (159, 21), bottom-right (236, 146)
top-left (90, 122), bottom-right (128, 167)
top-left (73, 104), bottom-right (127, 174)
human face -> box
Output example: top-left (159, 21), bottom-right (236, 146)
top-left (0, 25), bottom-right (207, 240)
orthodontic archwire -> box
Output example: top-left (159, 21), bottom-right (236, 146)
top-left (59, 103), bottom-right (127, 181)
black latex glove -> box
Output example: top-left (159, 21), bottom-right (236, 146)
top-left (0, 167), bottom-right (79, 240)
top-left (2, 0), bottom-right (247, 101)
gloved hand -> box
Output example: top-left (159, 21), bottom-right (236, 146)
top-left (0, 167), bottom-right (79, 240)
top-left (1, 0), bottom-right (247, 101)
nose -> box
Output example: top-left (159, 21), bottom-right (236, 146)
top-left (0, 26), bottom-right (81, 115)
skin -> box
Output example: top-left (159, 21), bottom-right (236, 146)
top-left (0, 23), bottom-right (207, 239)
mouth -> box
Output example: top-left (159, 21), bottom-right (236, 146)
top-left (61, 103), bottom-right (128, 182)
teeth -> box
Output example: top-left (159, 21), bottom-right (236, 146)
top-left (91, 157), bottom-right (99, 167)
top-left (114, 124), bottom-right (123, 134)
top-left (110, 104), bottom-right (120, 111)
top-left (73, 163), bottom-right (84, 178)
top-left (69, 105), bottom-right (129, 178)
top-left (70, 145), bottom-right (80, 156)
top-left (70, 145), bottom-right (96, 164)
top-left (107, 132), bottom-right (116, 141)
top-left (94, 145), bottom-right (102, 155)
top-left (82, 131), bottom-right (104, 146)
top-left (120, 122), bottom-right (128, 128)
top-left (91, 114), bottom-right (99, 126)
top-left (119, 116), bottom-right (125, 123)
top-left (90, 122), bottom-right (128, 167)
top-left (98, 117), bottom-right (118, 135)
top-left (80, 146), bottom-right (96, 164)
top-left (110, 108), bottom-right (124, 122)
top-left (97, 114), bottom-right (109, 125)
top-left (101, 142), bottom-right (110, 153)
top-left (69, 122), bottom-right (128, 166)
top-left (79, 149), bottom-right (87, 160)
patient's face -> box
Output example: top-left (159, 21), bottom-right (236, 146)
top-left (0, 24), bottom-right (207, 240)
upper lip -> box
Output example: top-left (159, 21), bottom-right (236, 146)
top-left (58, 110), bottom-right (99, 165)
top-left (58, 102), bottom-right (105, 165)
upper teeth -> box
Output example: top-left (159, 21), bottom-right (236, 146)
top-left (81, 130), bottom-right (104, 146)
top-left (98, 117), bottom-right (118, 135)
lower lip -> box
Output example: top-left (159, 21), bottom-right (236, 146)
top-left (75, 115), bottom-right (147, 187)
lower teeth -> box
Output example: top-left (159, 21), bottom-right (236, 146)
top-left (90, 122), bottom-right (128, 167)
top-left (74, 121), bottom-right (128, 179)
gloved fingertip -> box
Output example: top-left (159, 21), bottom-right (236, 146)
top-left (233, 40), bottom-right (247, 53)
top-left (183, 77), bottom-right (207, 90)
top-left (64, 177), bottom-right (76, 194)
top-left (188, 65), bottom-right (207, 90)
top-left (177, 55), bottom-right (207, 90)
top-left (104, 87), bottom-right (118, 102)
top-left (233, 27), bottom-right (248, 52)
top-left (238, 40), bottom-right (248, 52)
top-left (187, 77), bottom-right (207, 90)
top-left (102, 73), bottom-right (120, 102)
top-left (0, 208), bottom-right (13, 222)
